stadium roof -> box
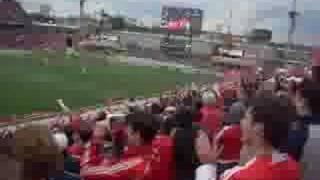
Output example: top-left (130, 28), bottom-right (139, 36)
top-left (32, 21), bottom-right (79, 29)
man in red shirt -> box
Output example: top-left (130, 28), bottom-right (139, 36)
top-left (199, 90), bottom-right (223, 136)
top-left (67, 117), bottom-right (93, 160)
top-left (215, 124), bottom-right (242, 176)
top-left (196, 92), bottom-right (300, 180)
top-left (215, 96), bottom-right (246, 176)
top-left (81, 112), bottom-right (159, 180)
top-left (80, 124), bottom-right (107, 167)
top-left (148, 130), bottom-right (175, 180)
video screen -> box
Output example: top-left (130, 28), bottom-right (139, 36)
top-left (160, 6), bottom-right (203, 35)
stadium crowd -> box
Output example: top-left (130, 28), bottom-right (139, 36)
top-left (0, 66), bottom-right (319, 180)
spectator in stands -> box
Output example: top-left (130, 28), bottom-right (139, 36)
top-left (299, 79), bottom-right (320, 180)
top-left (233, 81), bottom-right (258, 165)
top-left (162, 106), bottom-right (177, 121)
top-left (67, 120), bottom-right (93, 160)
top-left (51, 123), bottom-right (65, 134)
top-left (194, 125), bottom-right (212, 165)
top-left (151, 103), bottom-right (162, 115)
top-left (159, 115), bottom-right (177, 136)
top-left (182, 90), bottom-right (193, 107)
top-left (51, 132), bottom-right (81, 180)
top-left (278, 78), bottom-right (309, 162)
top-left (174, 123), bottom-right (200, 180)
top-left (64, 125), bottom-right (75, 146)
top-left (109, 116), bottom-right (128, 160)
top-left (149, 116), bottom-right (175, 180)
top-left (89, 111), bottom-right (106, 123)
top-left (80, 124), bottom-right (107, 167)
top-left (192, 99), bottom-right (203, 123)
top-left (12, 125), bottom-right (64, 180)
top-left (173, 107), bottom-right (211, 180)
top-left (220, 84), bottom-right (238, 113)
top-left (274, 73), bottom-right (289, 94)
top-left (214, 96), bottom-right (245, 176)
top-left (81, 112), bottom-right (159, 180)
top-left (0, 132), bottom-right (21, 180)
top-left (196, 92), bottom-right (300, 180)
top-left (199, 90), bottom-right (223, 136)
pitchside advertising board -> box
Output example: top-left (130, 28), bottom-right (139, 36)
top-left (160, 6), bottom-right (203, 35)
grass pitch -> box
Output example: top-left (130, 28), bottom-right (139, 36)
top-left (0, 51), bottom-right (193, 116)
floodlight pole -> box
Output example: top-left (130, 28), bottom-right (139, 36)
top-left (80, 0), bottom-right (87, 39)
top-left (287, 0), bottom-right (299, 59)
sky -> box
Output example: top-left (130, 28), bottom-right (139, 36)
top-left (18, 0), bottom-right (320, 45)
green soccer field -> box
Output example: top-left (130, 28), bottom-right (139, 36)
top-left (0, 51), bottom-right (194, 116)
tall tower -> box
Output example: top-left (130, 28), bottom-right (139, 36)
top-left (288, 0), bottom-right (299, 50)
top-left (224, 9), bottom-right (233, 49)
top-left (227, 9), bottom-right (232, 34)
top-left (80, 0), bottom-right (87, 38)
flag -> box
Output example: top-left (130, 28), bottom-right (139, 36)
top-left (57, 99), bottom-right (71, 113)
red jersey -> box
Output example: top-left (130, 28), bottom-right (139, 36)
top-left (82, 156), bottom-right (148, 180)
top-left (216, 125), bottom-right (242, 163)
top-left (81, 144), bottom-right (153, 180)
top-left (200, 105), bottom-right (223, 136)
top-left (67, 143), bottom-right (85, 160)
top-left (221, 152), bottom-right (300, 180)
top-left (122, 144), bottom-right (153, 159)
top-left (148, 135), bottom-right (175, 180)
top-left (81, 142), bottom-right (105, 167)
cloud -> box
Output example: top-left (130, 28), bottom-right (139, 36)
top-left (19, 0), bottom-right (80, 16)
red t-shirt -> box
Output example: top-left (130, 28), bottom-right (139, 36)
top-left (81, 156), bottom-right (148, 180)
top-left (81, 144), bottom-right (153, 180)
top-left (200, 105), bottom-right (223, 136)
top-left (216, 125), bottom-right (242, 162)
top-left (148, 135), bottom-right (175, 180)
top-left (80, 143), bottom-right (105, 167)
top-left (67, 143), bottom-right (85, 160)
top-left (221, 152), bottom-right (300, 180)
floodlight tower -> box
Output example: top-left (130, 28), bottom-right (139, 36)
top-left (80, 0), bottom-right (87, 38)
top-left (227, 9), bottom-right (232, 34)
top-left (288, 0), bottom-right (299, 51)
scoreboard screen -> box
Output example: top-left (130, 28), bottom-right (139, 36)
top-left (160, 6), bottom-right (203, 35)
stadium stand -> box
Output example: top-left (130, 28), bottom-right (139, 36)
top-left (0, 66), bottom-right (319, 180)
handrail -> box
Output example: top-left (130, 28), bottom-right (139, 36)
top-left (0, 113), bottom-right (58, 128)
top-left (0, 98), bottom-right (145, 128)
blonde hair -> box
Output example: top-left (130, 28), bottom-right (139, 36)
top-left (12, 125), bottom-right (64, 180)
